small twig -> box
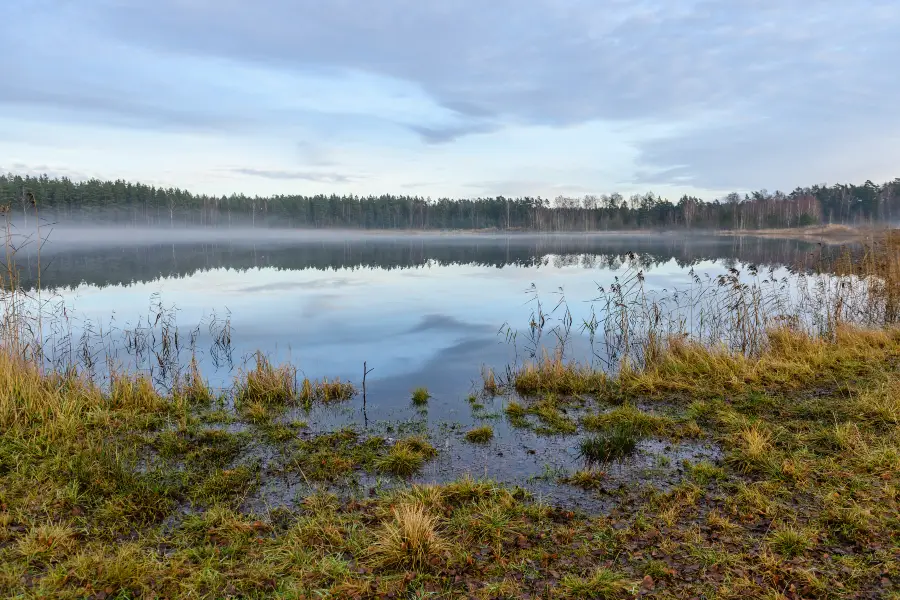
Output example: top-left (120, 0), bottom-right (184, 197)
top-left (362, 361), bottom-right (375, 427)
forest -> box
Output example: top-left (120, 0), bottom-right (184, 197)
top-left (2, 173), bottom-right (899, 231)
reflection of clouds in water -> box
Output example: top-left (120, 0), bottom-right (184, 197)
top-left (367, 336), bottom-right (502, 392)
top-left (298, 293), bottom-right (344, 318)
top-left (406, 314), bottom-right (488, 335)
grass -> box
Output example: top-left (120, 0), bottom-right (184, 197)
top-left (481, 366), bottom-right (500, 396)
top-left (767, 525), bottom-right (816, 558)
top-left (299, 377), bottom-right (356, 406)
top-left (235, 352), bottom-right (297, 405)
top-left (504, 400), bottom-right (529, 428)
top-left (369, 503), bottom-right (449, 571)
top-left (727, 424), bottom-right (773, 473)
top-left (174, 357), bottom-right (216, 405)
top-left (581, 403), bottom-right (669, 436)
top-left (411, 387), bottom-right (431, 406)
top-left (375, 437), bottom-right (438, 477)
top-left (502, 394), bottom-right (579, 435)
top-left (578, 424), bottom-right (641, 463)
top-left (559, 567), bottom-right (631, 599)
top-left (465, 425), bottom-right (494, 443)
top-left (562, 468), bottom-right (607, 490)
top-left (513, 354), bottom-right (607, 396)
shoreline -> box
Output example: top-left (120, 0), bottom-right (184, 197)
top-left (716, 224), bottom-right (887, 243)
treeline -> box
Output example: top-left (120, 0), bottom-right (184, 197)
top-left (2, 173), bottom-right (899, 231)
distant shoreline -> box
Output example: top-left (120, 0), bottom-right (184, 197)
top-left (716, 224), bottom-right (885, 243)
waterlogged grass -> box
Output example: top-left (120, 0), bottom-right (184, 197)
top-left (299, 376), bottom-right (356, 407)
top-left (465, 425), bottom-right (494, 443)
top-left (580, 403), bottom-right (669, 436)
top-left (2, 325), bottom-right (900, 597)
top-left (411, 387), bottom-right (431, 406)
top-left (375, 437), bottom-right (438, 478)
top-left (501, 394), bottom-right (580, 435)
top-left (561, 468), bottom-right (607, 490)
top-left (579, 424), bottom-right (640, 463)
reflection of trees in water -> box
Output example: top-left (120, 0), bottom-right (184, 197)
top-left (18, 234), bottom-right (846, 291)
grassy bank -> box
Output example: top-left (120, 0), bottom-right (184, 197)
top-left (1, 323), bottom-right (898, 599)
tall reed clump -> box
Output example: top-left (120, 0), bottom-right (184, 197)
top-left (235, 352), bottom-right (298, 405)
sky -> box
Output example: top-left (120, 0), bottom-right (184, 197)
top-left (2, 0), bottom-right (899, 200)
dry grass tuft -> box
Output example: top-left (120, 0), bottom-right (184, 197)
top-left (513, 354), bottom-right (607, 396)
top-left (727, 424), bottom-right (773, 473)
top-left (853, 381), bottom-right (900, 426)
top-left (299, 377), bottom-right (356, 406)
top-left (16, 523), bottom-right (79, 561)
top-left (174, 356), bottom-right (215, 404)
top-left (235, 352), bottom-right (297, 405)
top-left (109, 372), bottom-right (165, 412)
top-left (369, 503), bottom-right (448, 571)
top-left (767, 525), bottom-right (816, 558)
top-left (482, 366), bottom-right (500, 396)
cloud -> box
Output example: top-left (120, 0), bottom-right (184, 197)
top-left (1, 86), bottom-right (248, 133)
top-left (1, 162), bottom-right (94, 182)
top-left (408, 122), bottom-right (499, 144)
top-left (228, 168), bottom-right (360, 183)
top-left (83, 1), bottom-right (898, 124)
top-left (2, 0), bottom-right (899, 193)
